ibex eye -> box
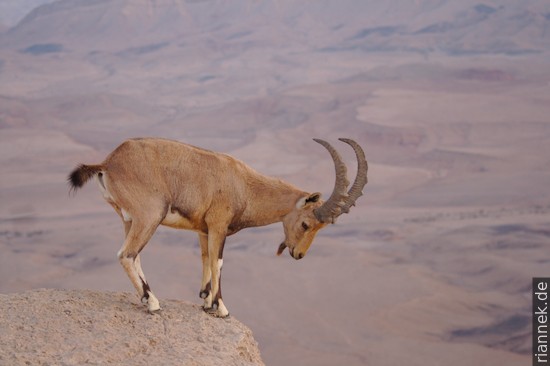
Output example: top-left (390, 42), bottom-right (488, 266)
top-left (302, 222), bottom-right (309, 231)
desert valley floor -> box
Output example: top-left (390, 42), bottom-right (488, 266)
top-left (1, 1), bottom-right (550, 365)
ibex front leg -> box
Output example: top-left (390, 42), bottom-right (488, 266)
top-left (198, 233), bottom-right (212, 305)
top-left (204, 230), bottom-right (229, 318)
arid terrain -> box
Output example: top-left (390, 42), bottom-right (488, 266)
top-left (1, 1), bottom-right (549, 365)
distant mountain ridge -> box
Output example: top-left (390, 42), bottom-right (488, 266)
top-left (0, 0), bottom-right (56, 28)
top-left (1, 0), bottom-right (549, 55)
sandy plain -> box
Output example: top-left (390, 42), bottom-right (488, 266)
top-left (1, 1), bottom-right (550, 365)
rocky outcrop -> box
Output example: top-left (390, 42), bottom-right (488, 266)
top-left (0, 289), bottom-right (264, 365)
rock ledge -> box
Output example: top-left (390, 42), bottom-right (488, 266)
top-left (0, 289), bottom-right (264, 365)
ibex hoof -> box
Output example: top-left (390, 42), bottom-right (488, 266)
top-left (148, 307), bottom-right (162, 315)
top-left (203, 299), bottom-right (229, 318)
top-left (147, 295), bottom-right (161, 313)
top-left (204, 307), bottom-right (230, 319)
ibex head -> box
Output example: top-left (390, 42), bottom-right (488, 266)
top-left (278, 138), bottom-right (368, 260)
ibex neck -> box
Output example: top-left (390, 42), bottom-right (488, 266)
top-left (243, 174), bottom-right (306, 228)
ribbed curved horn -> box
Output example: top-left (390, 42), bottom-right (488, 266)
top-left (338, 138), bottom-right (368, 214)
top-left (312, 138), bottom-right (350, 223)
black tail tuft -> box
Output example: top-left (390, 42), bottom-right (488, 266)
top-left (68, 164), bottom-right (103, 194)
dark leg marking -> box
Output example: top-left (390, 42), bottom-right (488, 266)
top-left (141, 278), bottom-right (150, 301)
top-left (200, 281), bottom-right (211, 299)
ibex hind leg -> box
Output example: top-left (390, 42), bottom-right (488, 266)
top-left (117, 215), bottom-right (162, 313)
top-left (115, 208), bottom-right (158, 311)
top-left (134, 255), bottom-right (150, 303)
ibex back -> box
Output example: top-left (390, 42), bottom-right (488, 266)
top-left (68, 137), bottom-right (367, 317)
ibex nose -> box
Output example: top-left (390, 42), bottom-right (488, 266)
top-left (289, 248), bottom-right (304, 260)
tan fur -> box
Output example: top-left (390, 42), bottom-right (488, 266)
top-left (68, 138), bottom-right (332, 317)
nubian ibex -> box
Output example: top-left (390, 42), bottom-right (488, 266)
top-left (68, 137), bottom-right (367, 317)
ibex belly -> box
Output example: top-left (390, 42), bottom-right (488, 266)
top-left (162, 205), bottom-right (203, 232)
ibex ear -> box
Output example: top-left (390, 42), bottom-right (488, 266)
top-left (306, 192), bottom-right (322, 203)
top-left (296, 192), bottom-right (322, 208)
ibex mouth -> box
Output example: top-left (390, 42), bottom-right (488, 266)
top-left (276, 242), bottom-right (287, 256)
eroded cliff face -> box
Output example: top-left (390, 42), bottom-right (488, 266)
top-left (0, 289), bottom-right (264, 366)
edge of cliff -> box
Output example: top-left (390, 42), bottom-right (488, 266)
top-left (0, 289), bottom-right (264, 366)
